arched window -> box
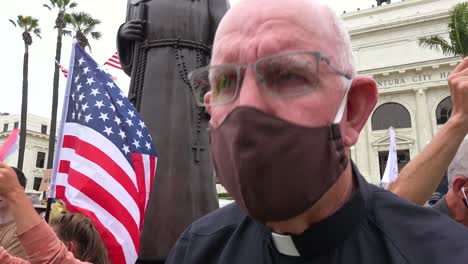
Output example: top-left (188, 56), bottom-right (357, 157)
top-left (371, 103), bottom-right (412, 130)
top-left (436, 96), bottom-right (452, 125)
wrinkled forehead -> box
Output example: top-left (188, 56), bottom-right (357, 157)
top-left (212, 0), bottom-right (337, 64)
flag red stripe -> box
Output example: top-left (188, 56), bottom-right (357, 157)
top-left (58, 159), bottom-right (71, 173)
top-left (150, 156), bottom-right (156, 195)
top-left (62, 166), bottom-right (140, 251)
top-left (56, 185), bottom-right (65, 198)
top-left (62, 135), bottom-right (140, 205)
top-left (105, 62), bottom-right (123, 70)
top-left (108, 58), bottom-right (120, 64)
top-left (131, 154), bottom-right (146, 230)
top-left (57, 187), bottom-right (127, 264)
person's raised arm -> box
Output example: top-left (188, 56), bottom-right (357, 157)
top-left (0, 163), bottom-right (89, 264)
top-left (388, 58), bottom-right (468, 205)
top-left (0, 163), bottom-right (41, 233)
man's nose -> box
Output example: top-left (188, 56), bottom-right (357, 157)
top-left (236, 69), bottom-right (274, 112)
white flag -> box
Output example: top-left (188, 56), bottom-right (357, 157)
top-left (381, 127), bottom-right (399, 184)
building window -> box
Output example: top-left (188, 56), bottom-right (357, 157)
top-left (13, 122), bottom-right (18, 129)
top-left (36, 152), bottom-right (46, 168)
top-left (378, 149), bottom-right (411, 178)
top-left (33, 177), bottom-right (42, 191)
top-left (371, 103), bottom-right (412, 131)
top-left (3, 124), bottom-right (8, 132)
top-left (436, 96), bottom-right (452, 125)
top-left (41, 125), bottom-right (47, 134)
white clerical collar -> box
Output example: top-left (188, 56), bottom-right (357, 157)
top-left (271, 232), bottom-right (301, 257)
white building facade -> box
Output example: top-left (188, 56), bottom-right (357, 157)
top-left (343, 0), bottom-right (462, 184)
top-left (0, 113), bottom-right (51, 191)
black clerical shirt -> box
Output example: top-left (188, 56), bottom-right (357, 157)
top-left (166, 164), bottom-right (468, 263)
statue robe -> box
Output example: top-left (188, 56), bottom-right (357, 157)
top-left (117, 0), bottom-right (228, 261)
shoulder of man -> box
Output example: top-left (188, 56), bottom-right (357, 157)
top-left (166, 203), bottom-right (248, 263)
top-left (189, 202), bottom-right (246, 236)
top-left (369, 187), bottom-right (468, 263)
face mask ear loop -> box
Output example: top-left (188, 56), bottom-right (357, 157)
top-left (462, 186), bottom-right (468, 208)
top-left (333, 78), bottom-right (353, 124)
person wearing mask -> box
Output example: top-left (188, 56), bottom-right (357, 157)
top-left (165, 0), bottom-right (468, 263)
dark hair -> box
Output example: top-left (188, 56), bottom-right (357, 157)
top-left (11, 167), bottom-right (26, 188)
top-left (50, 213), bottom-right (110, 264)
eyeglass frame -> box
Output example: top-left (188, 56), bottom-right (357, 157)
top-left (187, 50), bottom-right (353, 107)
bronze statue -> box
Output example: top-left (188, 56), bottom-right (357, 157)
top-left (117, 0), bottom-right (228, 262)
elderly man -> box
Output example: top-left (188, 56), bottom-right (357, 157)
top-left (166, 0), bottom-right (468, 263)
top-left (429, 140), bottom-right (468, 226)
top-left (0, 167), bottom-right (27, 259)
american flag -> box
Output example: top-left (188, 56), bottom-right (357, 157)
top-left (104, 52), bottom-right (123, 70)
top-left (57, 52), bottom-right (122, 78)
top-left (56, 60), bottom-right (69, 78)
top-left (50, 43), bottom-right (157, 264)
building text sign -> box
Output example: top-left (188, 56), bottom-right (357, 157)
top-left (374, 66), bottom-right (453, 89)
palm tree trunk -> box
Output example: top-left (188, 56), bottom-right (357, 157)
top-left (17, 42), bottom-right (29, 171)
top-left (47, 26), bottom-right (63, 169)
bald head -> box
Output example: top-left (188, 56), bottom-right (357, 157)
top-left (213, 0), bottom-right (355, 78)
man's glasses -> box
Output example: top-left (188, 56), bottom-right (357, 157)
top-left (188, 51), bottom-right (352, 107)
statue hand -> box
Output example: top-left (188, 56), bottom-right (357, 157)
top-left (119, 19), bottom-right (145, 41)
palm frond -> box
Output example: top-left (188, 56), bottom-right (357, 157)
top-left (43, 4), bottom-right (52, 11)
top-left (8, 19), bottom-right (17, 27)
top-left (33, 28), bottom-right (42, 39)
top-left (66, 11), bottom-right (101, 46)
top-left (418, 35), bottom-right (456, 57)
top-left (90, 31), bottom-right (101, 40)
top-left (69, 1), bottom-right (78, 9)
top-left (64, 13), bottom-right (72, 23)
top-left (49, 0), bottom-right (59, 7)
top-left (448, 2), bottom-right (468, 57)
top-left (62, 29), bottom-right (72, 36)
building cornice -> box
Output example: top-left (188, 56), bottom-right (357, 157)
top-left (342, 0), bottom-right (440, 19)
top-left (359, 57), bottom-right (461, 76)
top-left (348, 12), bottom-right (449, 36)
top-left (0, 130), bottom-right (51, 140)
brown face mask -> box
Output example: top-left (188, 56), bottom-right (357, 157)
top-left (210, 105), bottom-right (349, 223)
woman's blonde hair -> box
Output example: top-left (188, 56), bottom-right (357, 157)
top-left (50, 212), bottom-right (110, 264)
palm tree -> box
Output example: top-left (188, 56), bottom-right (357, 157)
top-left (418, 2), bottom-right (468, 57)
top-left (43, 0), bottom-right (77, 170)
top-left (64, 12), bottom-right (102, 52)
top-left (9, 16), bottom-right (41, 171)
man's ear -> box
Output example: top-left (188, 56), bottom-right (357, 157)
top-left (204, 91), bottom-right (212, 115)
top-left (452, 176), bottom-right (468, 200)
top-left (341, 76), bottom-right (378, 146)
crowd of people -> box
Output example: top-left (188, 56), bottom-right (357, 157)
top-left (1, 0), bottom-right (468, 263)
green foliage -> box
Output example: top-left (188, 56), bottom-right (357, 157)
top-left (9, 15), bottom-right (42, 44)
top-left (418, 36), bottom-right (455, 56)
top-left (64, 11), bottom-right (102, 51)
top-left (43, 0), bottom-right (78, 31)
top-left (418, 2), bottom-right (468, 57)
top-left (218, 193), bottom-right (234, 200)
